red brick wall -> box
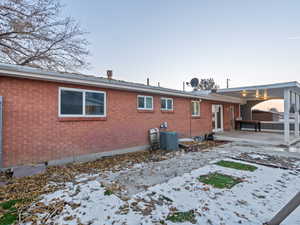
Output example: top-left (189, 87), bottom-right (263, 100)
top-left (223, 103), bottom-right (240, 131)
top-left (0, 77), bottom-right (239, 167)
top-left (208, 101), bottom-right (240, 131)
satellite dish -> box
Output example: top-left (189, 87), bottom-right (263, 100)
top-left (190, 78), bottom-right (199, 88)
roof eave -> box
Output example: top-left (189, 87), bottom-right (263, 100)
top-left (218, 81), bottom-right (300, 93)
top-left (0, 65), bottom-right (244, 103)
top-left (0, 68), bottom-right (202, 99)
top-left (205, 94), bottom-right (245, 104)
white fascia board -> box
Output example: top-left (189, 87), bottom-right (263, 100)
top-left (218, 81), bottom-right (300, 93)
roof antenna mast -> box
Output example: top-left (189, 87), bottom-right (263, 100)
top-left (226, 78), bottom-right (230, 88)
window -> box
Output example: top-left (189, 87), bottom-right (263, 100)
top-left (191, 101), bottom-right (200, 116)
top-left (137, 95), bottom-right (153, 110)
top-left (161, 98), bottom-right (173, 111)
top-left (59, 87), bottom-right (106, 117)
top-left (60, 90), bottom-right (83, 115)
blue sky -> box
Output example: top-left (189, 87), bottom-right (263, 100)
top-left (61, 0), bottom-right (300, 91)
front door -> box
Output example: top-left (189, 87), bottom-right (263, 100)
top-left (212, 104), bottom-right (223, 132)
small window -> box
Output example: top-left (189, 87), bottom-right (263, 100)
top-left (137, 95), bottom-right (153, 110)
top-left (191, 101), bottom-right (200, 116)
top-left (161, 98), bottom-right (173, 111)
top-left (59, 88), bottom-right (106, 117)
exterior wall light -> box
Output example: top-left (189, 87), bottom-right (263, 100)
top-left (263, 89), bottom-right (268, 100)
top-left (242, 90), bottom-right (247, 97)
top-left (255, 89), bottom-right (260, 98)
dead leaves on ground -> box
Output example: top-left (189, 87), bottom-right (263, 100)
top-left (179, 140), bottom-right (229, 152)
top-left (0, 141), bottom-right (226, 224)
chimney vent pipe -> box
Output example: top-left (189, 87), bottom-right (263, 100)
top-left (107, 70), bottom-right (113, 79)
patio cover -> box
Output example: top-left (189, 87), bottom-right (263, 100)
top-left (217, 81), bottom-right (300, 145)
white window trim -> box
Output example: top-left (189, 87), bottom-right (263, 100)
top-left (58, 87), bottom-right (107, 117)
top-left (160, 97), bottom-right (174, 111)
top-left (191, 100), bottom-right (201, 116)
top-left (137, 95), bottom-right (153, 110)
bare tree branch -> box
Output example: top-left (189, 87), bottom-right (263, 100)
top-left (0, 0), bottom-right (89, 72)
top-left (198, 78), bottom-right (219, 90)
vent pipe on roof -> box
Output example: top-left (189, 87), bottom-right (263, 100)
top-left (158, 82), bottom-right (160, 87)
top-left (226, 78), bottom-right (230, 88)
top-left (147, 78), bottom-right (150, 86)
top-left (107, 70), bottom-right (113, 80)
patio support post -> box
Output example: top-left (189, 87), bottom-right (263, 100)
top-left (295, 94), bottom-right (299, 137)
top-left (284, 88), bottom-right (290, 145)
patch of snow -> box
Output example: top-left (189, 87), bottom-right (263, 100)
top-left (179, 138), bottom-right (194, 142)
top-left (24, 158), bottom-right (300, 225)
top-left (247, 153), bottom-right (269, 160)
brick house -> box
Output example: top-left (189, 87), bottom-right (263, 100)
top-left (0, 64), bottom-right (242, 168)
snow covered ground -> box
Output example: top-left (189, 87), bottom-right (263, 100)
top-left (23, 153), bottom-right (300, 225)
top-left (100, 141), bottom-right (300, 198)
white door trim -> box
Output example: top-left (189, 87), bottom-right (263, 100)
top-left (212, 104), bottom-right (224, 132)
